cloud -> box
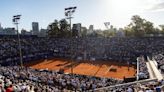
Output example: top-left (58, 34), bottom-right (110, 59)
top-left (148, 2), bottom-right (164, 12)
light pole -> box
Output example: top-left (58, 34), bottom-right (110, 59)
top-left (13, 15), bottom-right (23, 67)
top-left (65, 6), bottom-right (77, 36)
top-left (136, 57), bottom-right (139, 81)
top-left (104, 22), bottom-right (110, 37)
top-left (65, 6), bottom-right (77, 75)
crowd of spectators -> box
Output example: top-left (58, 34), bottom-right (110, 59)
top-left (153, 54), bottom-right (164, 74)
top-left (107, 80), bottom-right (164, 92)
top-left (0, 36), bottom-right (164, 91)
top-left (0, 66), bottom-right (122, 91)
top-left (0, 65), bottom-right (163, 92)
top-left (0, 37), bottom-right (164, 92)
top-left (138, 56), bottom-right (150, 79)
top-left (153, 54), bottom-right (164, 67)
top-left (0, 66), bottom-right (164, 92)
top-left (1, 36), bottom-right (164, 66)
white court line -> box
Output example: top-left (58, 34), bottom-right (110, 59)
top-left (105, 65), bottom-right (113, 74)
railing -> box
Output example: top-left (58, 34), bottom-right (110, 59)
top-left (136, 57), bottom-right (139, 81)
top-left (148, 58), bottom-right (163, 80)
top-left (152, 57), bottom-right (158, 68)
top-left (90, 78), bottom-right (157, 92)
top-left (161, 84), bottom-right (164, 91)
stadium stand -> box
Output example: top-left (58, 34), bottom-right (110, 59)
top-left (137, 56), bottom-right (149, 80)
top-left (1, 36), bottom-right (164, 66)
top-left (0, 66), bottom-right (122, 91)
top-left (0, 36), bottom-right (164, 91)
top-left (92, 78), bottom-right (164, 92)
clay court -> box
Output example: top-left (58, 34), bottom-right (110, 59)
top-left (27, 58), bottom-right (136, 80)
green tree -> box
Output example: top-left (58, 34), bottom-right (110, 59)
top-left (130, 15), bottom-right (145, 37)
top-left (47, 19), bottom-right (60, 37)
top-left (102, 29), bottom-right (116, 37)
top-left (123, 25), bottom-right (135, 37)
top-left (125, 15), bottom-right (155, 37)
top-left (159, 25), bottom-right (164, 35)
top-left (59, 19), bottom-right (70, 37)
top-left (144, 21), bottom-right (155, 35)
top-left (159, 25), bottom-right (164, 31)
top-left (47, 19), bottom-right (71, 38)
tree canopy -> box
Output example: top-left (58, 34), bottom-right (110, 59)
top-left (47, 15), bottom-right (163, 38)
top-left (123, 15), bottom-right (156, 37)
top-left (47, 19), bottom-right (71, 38)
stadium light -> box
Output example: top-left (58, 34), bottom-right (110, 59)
top-left (65, 6), bottom-right (77, 34)
top-left (12, 15), bottom-right (23, 67)
top-left (65, 6), bottom-right (77, 75)
top-left (104, 22), bottom-right (110, 37)
top-left (104, 22), bottom-right (110, 29)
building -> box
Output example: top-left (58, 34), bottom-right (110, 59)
top-left (89, 25), bottom-right (94, 31)
top-left (21, 29), bottom-right (32, 35)
top-left (72, 23), bottom-right (81, 37)
top-left (0, 28), bottom-right (3, 34)
top-left (81, 27), bottom-right (87, 37)
top-left (2, 28), bottom-right (16, 35)
top-left (88, 25), bottom-right (94, 34)
top-left (0, 23), bottom-right (3, 33)
top-left (38, 29), bottom-right (48, 37)
top-left (0, 23), bottom-right (1, 28)
top-left (32, 22), bottom-right (39, 36)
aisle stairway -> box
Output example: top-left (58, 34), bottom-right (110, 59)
top-left (147, 57), bottom-right (163, 80)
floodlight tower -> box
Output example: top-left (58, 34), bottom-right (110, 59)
top-left (65, 6), bottom-right (77, 74)
top-left (13, 15), bottom-right (23, 67)
top-left (65, 6), bottom-right (77, 36)
top-left (104, 22), bottom-right (110, 37)
top-left (104, 22), bottom-right (110, 30)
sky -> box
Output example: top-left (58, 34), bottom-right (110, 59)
top-left (0, 0), bottom-right (164, 31)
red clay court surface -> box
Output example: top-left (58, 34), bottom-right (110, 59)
top-left (27, 58), bottom-right (136, 80)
